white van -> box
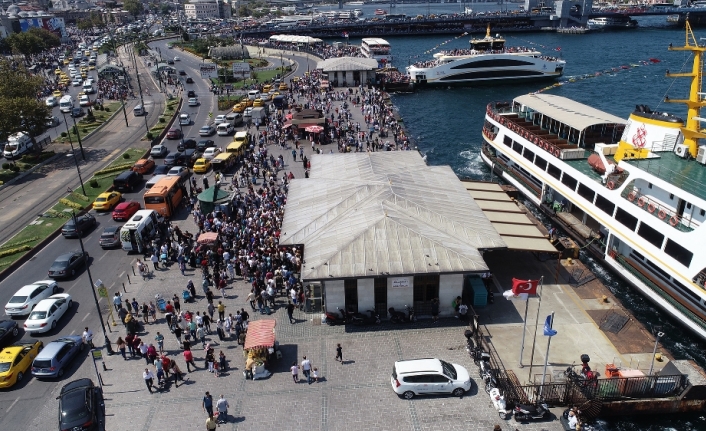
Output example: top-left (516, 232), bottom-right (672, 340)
top-left (247, 90), bottom-right (261, 100)
top-left (225, 112), bottom-right (243, 126)
top-left (120, 210), bottom-right (160, 253)
top-left (3, 132), bottom-right (33, 159)
top-left (216, 122), bottom-right (234, 136)
top-left (145, 174), bottom-right (166, 189)
top-left (59, 95), bottom-right (74, 113)
top-left (82, 81), bottom-right (94, 94)
top-left (133, 104), bottom-right (145, 116)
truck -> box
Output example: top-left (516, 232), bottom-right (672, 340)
top-left (59, 95), bottom-right (74, 113)
top-left (250, 107), bottom-right (267, 125)
top-left (3, 132), bottom-right (33, 159)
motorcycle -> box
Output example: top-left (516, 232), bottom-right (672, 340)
top-left (388, 307), bottom-right (407, 323)
top-left (404, 305), bottom-right (416, 322)
top-left (489, 387), bottom-right (508, 419)
top-left (354, 309), bottom-right (381, 325)
top-left (324, 307), bottom-right (345, 326)
top-left (514, 402), bottom-right (550, 422)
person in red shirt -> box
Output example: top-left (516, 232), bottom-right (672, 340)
top-left (183, 349), bottom-right (197, 372)
top-left (165, 301), bottom-right (174, 315)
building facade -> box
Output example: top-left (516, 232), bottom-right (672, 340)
top-left (184, 0), bottom-right (230, 19)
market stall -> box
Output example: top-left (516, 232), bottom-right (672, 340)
top-left (243, 319), bottom-right (278, 380)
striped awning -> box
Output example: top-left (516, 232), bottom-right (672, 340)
top-left (243, 319), bottom-right (276, 350)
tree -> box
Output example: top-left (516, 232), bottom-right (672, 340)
top-left (6, 28), bottom-right (60, 57)
top-left (160, 3), bottom-right (172, 15)
top-left (123, 0), bottom-right (144, 18)
top-left (0, 60), bottom-right (49, 142)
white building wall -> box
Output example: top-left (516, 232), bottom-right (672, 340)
top-left (324, 279), bottom-right (345, 313)
top-left (439, 273), bottom-right (464, 316)
top-left (184, 1), bottom-right (220, 19)
top-left (357, 278), bottom-right (374, 311)
top-left (387, 276), bottom-right (413, 309)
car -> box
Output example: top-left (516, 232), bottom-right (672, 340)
top-left (78, 95), bottom-right (91, 107)
top-left (153, 165), bottom-right (171, 176)
top-left (150, 144), bottom-right (168, 158)
top-left (197, 139), bottom-right (215, 151)
top-left (46, 115), bottom-right (60, 127)
top-left (61, 213), bottom-right (96, 238)
top-left (111, 201), bottom-right (140, 221)
top-left (23, 294), bottom-right (73, 333)
top-left (132, 158), bottom-right (155, 174)
top-left (202, 147), bottom-right (221, 160)
top-left (0, 321), bottom-right (19, 348)
top-left (199, 125), bottom-right (215, 136)
top-left (54, 68), bottom-right (62, 75)
top-left (178, 70), bottom-right (186, 75)
top-left (46, 96), bottom-right (57, 107)
top-left (173, 56), bottom-right (180, 61)
top-left (192, 158), bottom-right (211, 174)
top-left (52, 90), bottom-right (62, 98)
top-left (390, 358), bottom-right (472, 399)
top-left (99, 225), bottom-right (121, 248)
top-left (4, 281), bottom-right (58, 317)
top-left (48, 252), bottom-right (88, 279)
top-left (71, 107), bottom-right (84, 118)
top-left (93, 191), bottom-right (121, 211)
top-left (244, 107), bottom-right (253, 117)
top-left (164, 152), bottom-right (180, 167)
top-left (113, 170), bottom-right (142, 192)
top-left (186, 77), bottom-right (194, 84)
top-left (0, 340), bottom-right (44, 388)
top-left (58, 379), bottom-right (100, 431)
top-left (279, 83), bottom-right (288, 91)
top-left (166, 59), bottom-right (174, 65)
top-left (188, 98), bottom-right (199, 107)
top-left (177, 138), bottom-right (197, 152)
top-left (187, 90), bottom-right (196, 98)
top-left (166, 128), bottom-right (182, 139)
top-left (31, 335), bottom-right (84, 379)
top-left (179, 114), bottom-right (191, 125)
top-left (253, 98), bottom-right (264, 107)
top-left (167, 166), bottom-right (190, 180)
top-left (72, 79), bottom-right (82, 87)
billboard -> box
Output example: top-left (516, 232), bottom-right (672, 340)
top-left (199, 64), bottom-right (217, 78)
top-left (232, 62), bottom-right (251, 79)
top-left (18, 17), bottom-right (66, 38)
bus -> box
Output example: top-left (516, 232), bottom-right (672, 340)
top-left (143, 176), bottom-right (184, 218)
top-left (226, 140), bottom-right (245, 158)
top-left (120, 210), bottom-right (159, 253)
top-left (211, 152), bottom-right (236, 172)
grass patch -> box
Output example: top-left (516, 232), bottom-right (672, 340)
top-left (53, 102), bottom-right (122, 145)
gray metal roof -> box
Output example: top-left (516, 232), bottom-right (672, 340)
top-left (279, 152), bottom-right (507, 281)
top-left (316, 57), bottom-right (379, 72)
top-left (514, 93), bottom-right (626, 131)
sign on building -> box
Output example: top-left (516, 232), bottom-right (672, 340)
top-left (391, 278), bottom-right (410, 288)
top-left (232, 62), bottom-right (251, 79)
top-left (199, 64), bottom-right (217, 78)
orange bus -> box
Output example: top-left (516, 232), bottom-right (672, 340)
top-left (143, 176), bottom-right (183, 218)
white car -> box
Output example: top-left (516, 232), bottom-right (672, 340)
top-left (244, 107), bottom-right (253, 117)
top-left (167, 166), bottom-right (190, 180)
top-left (23, 293), bottom-right (73, 333)
top-left (188, 98), bottom-right (199, 107)
top-left (202, 147), bottom-right (221, 160)
top-left (173, 56), bottom-right (180, 61)
top-left (79, 95), bottom-right (90, 106)
top-left (4, 280), bottom-right (58, 317)
top-left (179, 114), bottom-right (191, 125)
top-left (214, 114), bottom-right (227, 124)
top-left (45, 96), bottom-right (57, 107)
top-left (390, 358), bottom-right (472, 399)
top-left (72, 79), bottom-right (82, 87)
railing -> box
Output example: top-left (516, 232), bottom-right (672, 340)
top-left (619, 187), bottom-right (698, 232)
top-left (482, 144), bottom-right (541, 198)
top-left (630, 157), bottom-right (706, 204)
top-left (616, 255), bottom-right (706, 332)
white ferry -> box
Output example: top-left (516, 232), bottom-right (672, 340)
top-left (407, 25), bottom-right (565, 85)
top-left (480, 23), bottom-right (706, 341)
top-left (361, 38), bottom-right (392, 63)
top-left (587, 16), bottom-right (638, 29)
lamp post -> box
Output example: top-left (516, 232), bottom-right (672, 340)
top-left (67, 140), bottom-right (86, 195)
top-left (648, 331), bottom-right (665, 376)
top-left (62, 111), bottom-right (85, 161)
top-left (69, 112), bottom-right (86, 161)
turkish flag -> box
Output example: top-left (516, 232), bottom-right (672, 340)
top-left (512, 278), bottom-right (539, 295)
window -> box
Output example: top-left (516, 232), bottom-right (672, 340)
top-left (512, 141), bottom-right (523, 154)
top-left (577, 184), bottom-right (595, 203)
top-left (669, 194), bottom-right (674, 200)
top-left (615, 208), bottom-right (638, 231)
top-left (523, 148), bottom-right (534, 162)
top-left (561, 173), bottom-right (578, 191)
top-left (595, 195), bottom-right (615, 216)
top-left (637, 222), bottom-right (665, 249)
top-left (503, 136), bottom-right (512, 147)
top-left (534, 156), bottom-right (547, 171)
top-left (631, 250), bottom-right (645, 261)
top-left (664, 239), bottom-right (693, 267)
top-left (547, 164), bottom-right (561, 180)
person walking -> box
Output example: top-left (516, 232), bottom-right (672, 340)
top-left (202, 392), bottom-right (214, 417)
top-left (216, 395), bottom-right (229, 424)
top-left (287, 301), bottom-right (295, 324)
top-left (171, 359), bottom-right (184, 388)
top-left (301, 356), bottom-right (312, 384)
top-left (196, 325), bottom-right (207, 349)
top-left (82, 327), bottom-right (94, 349)
top-left (431, 298), bottom-right (440, 324)
top-left (117, 337), bottom-right (127, 360)
top-left (174, 325), bottom-right (183, 345)
top-left (151, 253), bottom-right (159, 270)
top-left (184, 348), bottom-right (197, 372)
top-left (205, 415), bottom-right (218, 431)
top-left (155, 332), bottom-right (165, 355)
top-left (291, 361), bottom-right (299, 383)
top-left (335, 343), bottom-right (343, 363)
top-left (143, 368), bottom-right (155, 393)
top-left (113, 292), bottom-right (123, 312)
top-left (217, 301), bottom-right (225, 321)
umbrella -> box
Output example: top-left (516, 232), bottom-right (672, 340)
top-left (285, 113), bottom-right (293, 120)
top-left (282, 122), bottom-right (293, 129)
top-left (305, 125), bottom-right (324, 133)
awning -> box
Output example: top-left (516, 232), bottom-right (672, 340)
top-left (197, 232), bottom-right (219, 245)
top-left (244, 319), bottom-right (276, 350)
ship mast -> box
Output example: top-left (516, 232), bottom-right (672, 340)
top-left (665, 21), bottom-right (706, 158)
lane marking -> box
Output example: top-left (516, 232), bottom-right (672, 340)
top-left (6, 397), bottom-right (19, 412)
top-left (98, 250), bottom-right (109, 261)
top-left (82, 312), bottom-right (91, 322)
top-left (66, 280), bottom-right (80, 292)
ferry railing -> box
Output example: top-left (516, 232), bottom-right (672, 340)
top-left (619, 187), bottom-right (698, 232)
top-left (481, 143), bottom-right (541, 198)
top-left (630, 156), bottom-right (706, 202)
top-left (615, 255), bottom-right (706, 332)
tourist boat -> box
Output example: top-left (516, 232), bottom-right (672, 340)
top-left (375, 9), bottom-right (387, 15)
top-left (406, 25), bottom-right (565, 85)
top-left (353, 8), bottom-right (364, 17)
top-left (338, 11), bottom-right (352, 19)
top-left (347, 0), bottom-right (365, 5)
top-left (587, 16), bottom-right (638, 29)
top-left (360, 38), bottom-right (392, 64)
top-left (479, 23), bottom-right (706, 341)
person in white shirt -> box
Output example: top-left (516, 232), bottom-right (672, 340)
top-left (82, 327), bottom-right (94, 348)
top-left (143, 368), bottom-right (155, 393)
top-left (216, 395), bottom-right (229, 424)
top-left (301, 356), bottom-right (312, 384)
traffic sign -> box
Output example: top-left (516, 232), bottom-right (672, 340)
top-left (97, 287), bottom-right (108, 298)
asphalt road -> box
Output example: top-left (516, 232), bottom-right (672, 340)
top-left (0, 40), bottom-right (317, 430)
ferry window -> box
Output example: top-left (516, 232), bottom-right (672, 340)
top-left (534, 156), bottom-right (547, 171)
top-left (523, 149), bottom-right (534, 162)
top-left (637, 223), bottom-right (665, 249)
top-left (669, 193), bottom-right (674, 200)
top-left (595, 195), bottom-right (615, 215)
top-left (577, 184), bottom-right (595, 202)
top-left (686, 203), bottom-right (691, 210)
top-left (648, 183), bottom-right (652, 189)
top-left (503, 136), bottom-right (512, 147)
top-left (631, 250), bottom-right (645, 261)
top-left (547, 164), bottom-right (561, 180)
top-left (512, 142), bottom-right (523, 154)
top-left (701, 209), bottom-right (705, 216)
top-left (665, 239), bottom-right (693, 267)
top-left (615, 208), bottom-right (638, 231)
top-left (561, 173), bottom-right (578, 191)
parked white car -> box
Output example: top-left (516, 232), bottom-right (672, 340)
top-left (390, 358), bottom-right (472, 399)
top-left (23, 293), bottom-right (73, 333)
top-left (4, 280), bottom-right (58, 317)
top-left (202, 147), bottom-right (221, 160)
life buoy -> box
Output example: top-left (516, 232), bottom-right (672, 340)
top-left (554, 147), bottom-right (560, 158)
top-left (658, 209), bottom-right (667, 220)
top-left (638, 196), bottom-right (646, 207)
top-left (607, 181), bottom-right (615, 190)
top-left (648, 203), bottom-right (656, 213)
top-left (628, 192), bottom-right (636, 201)
top-left (670, 216), bottom-right (678, 227)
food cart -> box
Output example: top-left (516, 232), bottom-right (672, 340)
top-left (243, 319), bottom-right (278, 380)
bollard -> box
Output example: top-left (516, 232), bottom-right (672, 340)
top-left (127, 273), bottom-right (131, 284)
top-left (123, 282), bottom-right (127, 293)
top-left (102, 361), bottom-right (107, 371)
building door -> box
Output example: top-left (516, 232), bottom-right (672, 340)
top-left (413, 274), bottom-right (439, 316)
top-left (374, 277), bottom-right (387, 317)
top-left (344, 279), bottom-right (358, 313)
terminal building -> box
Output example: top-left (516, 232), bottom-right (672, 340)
top-left (184, 0), bottom-right (231, 20)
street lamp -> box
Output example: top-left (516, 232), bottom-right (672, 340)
top-left (62, 110), bottom-right (85, 160)
top-left (648, 330), bottom-right (665, 375)
top-left (69, 112), bottom-right (85, 161)
top-left (67, 140), bottom-right (86, 195)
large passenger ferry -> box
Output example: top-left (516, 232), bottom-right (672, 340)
top-left (360, 38), bottom-right (392, 64)
top-left (406, 25), bottom-right (565, 85)
top-left (480, 23), bottom-right (706, 341)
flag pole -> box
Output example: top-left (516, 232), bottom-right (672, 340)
top-left (539, 311), bottom-right (555, 398)
top-left (527, 276), bottom-right (544, 384)
top-left (518, 297), bottom-right (529, 368)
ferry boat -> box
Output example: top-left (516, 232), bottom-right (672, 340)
top-left (360, 38), bottom-right (392, 63)
top-left (407, 25), bottom-right (565, 85)
top-left (479, 23), bottom-right (706, 341)
top-left (587, 15), bottom-right (638, 29)
top-left (375, 9), bottom-right (387, 15)
top-left (346, 0), bottom-right (365, 5)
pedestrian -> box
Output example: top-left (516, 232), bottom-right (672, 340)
top-left (149, 301), bottom-right (157, 321)
top-left (206, 350), bottom-right (215, 373)
top-left (125, 333), bottom-right (136, 357)
top-left (151, 253), bottom-right (159, 270)
top-left (171, 359), bottom-right (183, 388)
top-left (113, 292), bottom-right (123, 312)
top-left (202, 391), bottom-right (214, 416)
top-left (184, 348), bottom-right (197, 372)
top-left (131, 298), bottom-right (139, 315)
top-left (124, 299), bottom-right (132, 314)
top-left (217, 301), bottom-right (225, 321)
top-left (116, 337), bottom-right (127, 360)
top-left (197, 325), bottom-right (207, 349)
top-left (312, 367), bottom-right (319, 382)
top-left (173, 295), bottom-right (181, 314)
top-left (205, 415), bottom-right (217, 431)
top-left (431, 298), bottom-right (439, 323)
top-left (291, 361), bottom-right (299, 383)
top-left (174, 325), bottom-right (183, 344)
top-left (202, 313), bottom-right (211, 334)
top-left (139, 342), bottom-right (149, 363)
top-left (335, 343), bottom-right (343, 363)
top-left (301, 356), bottom-right (312, 384)
top-left (82, 327), bottom-right (94, 348)
top-left (216, 395), bottom-right (229, 424)
top-left (118, 307), bottom-right (128, 326)
top-left (207, 302), bottom-right (215, 320)
top-left (189, 319), bottom-right (197, 341)
top-left (143, 368), bottom-right (155, 393)
top-left (218, 350), bottom-right (227, 372)
top-left (287, 301), bottom-right (295, 324)
top-left (142, 302), bottom-right (149, 324)
top-left (155, 332), bottom-right (165, 354)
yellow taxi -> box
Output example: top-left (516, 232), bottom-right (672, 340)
top-left (81, 72), bottom-right (87, 80)
top-left (63, 59), bottom-right (70, 65)
top-left (53, 90), bottom-right (62, 98)
top-left (279, 83), bottom-right (288, 91)
top-left (262, 84), bottom-right (272, 93)
top-left (0, 340), bottom-right (43, 388)
top-left (89, 65), bottom-right (95, 70)
top-left (192, 158), bottom-right (211, 174)
top-left (253, 98), bottom-right (264, 107)
top-left (80, 66), bottom-right (88, 73)
top-left (271, 91), bottom-right (280, 98)
top-left (84, 50), bottom-right (91, 56)
top-left (93, 191), bottom-right (122, 211)
top-left (54, 68), bottom-right (62, 75)
top-left (232, 102), bottom-right (246, 113)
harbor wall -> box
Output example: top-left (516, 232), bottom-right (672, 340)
top-left (600, 398), bottom-right (706, 416)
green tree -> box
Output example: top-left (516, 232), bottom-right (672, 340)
top-left (123, 0), bottom-right (144, 18)
top-left (0, 60), bottom-right (49, 141)
top-left (160, 3), bottom-right (172, 15)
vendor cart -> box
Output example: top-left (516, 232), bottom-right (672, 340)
top-left (243, 319), bottom-right (278, 380)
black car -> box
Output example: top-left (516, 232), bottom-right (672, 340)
top-left (186, 77), bottom-right (194, 84)
top-left (175, 149), bottom-right (200, 168)
top-left (197, 139), bottom-right (215, 152)
top-left (178, 70), bottom-right (186, 76)
top-left (153, 165), bottom-right (170, 175)
top-left (48, 251), bottom-right (89, 279)
top-left (112, 170), bottom-right (142, 193)
top-left (0, 320), bottom-right (19, 348)
top-left (166, 59), bottom-right (174, 65)
top-left (187, 90), bottom-right (196, 98)
top-left (177, 138), bottom-right (197, 152)
top-left (71, 107), bottom-right (84, 118)
top-left (58, 378), bottom-right (99, 431)
top-left (61, 214), bottom-right (96, 238)
top-left (164, 152), bottom-right (180, 167)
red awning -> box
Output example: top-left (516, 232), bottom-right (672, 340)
top-left (197, 232), bottom-right (219, 245)
top-left (244, 319), bottom-right (276, 350)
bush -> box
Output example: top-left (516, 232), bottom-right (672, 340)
top-left (1, 163), bottom-right (8, 170)
top-left (82, 128), bottom-right (89, 134)
top-left (72, 125), bottom-right (78, 135)
top-left (10, 164), bottom-right (20, 172)
top-left (61, 132), bottom-right (67, 138)
top-left (122, 152), bottom-right (131, 159)
top-left (146, 132), bottom-right (154, 140)
top-left (105, 107), bottom-right (110, 112)
top-left (59, 198), bottom-right (85, 210)
top-left (0, 245), bottom-right (31, 258)
top-left (89, 179), bottom-right (99, 188)
top-left (159, 117), bottom-right (166, 123)
top-left (93, 163), bottom-right (133, 176)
